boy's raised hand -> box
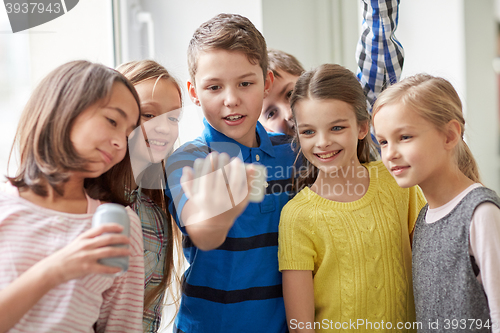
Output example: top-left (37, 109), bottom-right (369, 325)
top-left (180, 152), bottom-right (256, 250)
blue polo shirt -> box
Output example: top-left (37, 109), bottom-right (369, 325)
top-left (165, 119), bottom-right (296, 333)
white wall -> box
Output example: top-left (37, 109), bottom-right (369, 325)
top-left (28, 0), bottom-right (115, 86)
top-left (0, 0), bottom-right (115, 180)
top-left (262, 0), bottom-right (358, 72)
top-left (136, 0), bottom-right (263, 144)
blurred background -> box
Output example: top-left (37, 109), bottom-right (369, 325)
top-left (0, 1), bottom-right (499, 331)
top-left (1, 0), bottom-right (499, 192)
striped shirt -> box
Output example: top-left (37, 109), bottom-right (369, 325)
top-left (130, 188), bottom-right (167, 333)
top-left (0, 182), bottom-right (144, 333)
top-left (165, 119), bottom-right (296, 333)
top-left (356, 0), bottom-right (404, 110)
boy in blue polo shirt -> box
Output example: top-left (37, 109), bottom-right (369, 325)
top-left (164, 13), bottom-right (295, 333)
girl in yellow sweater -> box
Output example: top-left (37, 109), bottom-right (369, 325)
top-left (278, 64), bottom-right (426, 333)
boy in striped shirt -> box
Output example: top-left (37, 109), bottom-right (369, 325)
top-left (165, 13), bottom-right (295, 333)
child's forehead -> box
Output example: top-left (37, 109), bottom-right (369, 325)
top-left (195, 49), bottom-right (264, 78)
top-left (274, 69), bottom-right (300, 82)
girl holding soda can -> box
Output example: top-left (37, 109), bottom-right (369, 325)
top-left (0, 61), bottom-right (144, 332)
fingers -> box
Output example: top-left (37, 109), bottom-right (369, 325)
top-left (94, 264), bottom-right (124, 275)
top-left (89, 233), bottom-right (130, 249)
top-left (181, 166), bottom-right (194, 198)
top-left (77, 223), bottom-right (124, 240)
top-left (227, 157), bottom-right (249, 206)
top-left (91, 246), bottom-right (131, 261)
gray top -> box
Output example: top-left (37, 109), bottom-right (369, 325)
top-left (412, 187), bottom-right (500, 332)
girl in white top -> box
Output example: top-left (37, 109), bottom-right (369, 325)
top-left (0, 61), bottom-right (145, 333)
top-left (373, 74), bottom-right (500, 332)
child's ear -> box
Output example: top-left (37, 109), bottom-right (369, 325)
top-left (187, 80), bottom-right (200, 106)
top-left (444, 119), bottom-right (462, 150)
top-left (263, 70), bottom-right (274, 98)
top-left (358, 120), bottom-right (370, 140)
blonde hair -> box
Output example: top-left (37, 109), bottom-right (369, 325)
top-left (8, 60), bottom-right (140, 205)
top-left (187, 13), bottom-right (268, 83)
top-left (290, 64), bottom-right (376, 190)
top-left (267, 48), bottom-right (304, 78)
top-left (116, 60), bottom-right (182, 322)
top-left (373, 73), bottom-right (480, 183)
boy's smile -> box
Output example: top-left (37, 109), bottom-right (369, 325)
top-left (188, 49), bottom-right (272, 147)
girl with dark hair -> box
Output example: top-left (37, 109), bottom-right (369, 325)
top-left (0, 60), bottom-right (144, 332)
top-left (279, 64), bottom-right (425, 332)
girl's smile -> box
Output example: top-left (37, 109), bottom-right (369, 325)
top-left (314, 149), bottom-right (342, 162)
top-left (295, 98), bottom-right (368, 175)
top-left (70, 82), bottom-right (139, 178)
top-left (133, 78), bottom-right (181, 163)
top-left (374, 102), bottom-right (450, 192)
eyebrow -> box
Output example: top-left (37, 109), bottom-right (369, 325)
top-left (203, 72), bottom-right (257, 83)
top-left (297, 118), bottom-right (349, 128)
top-left (279, 82), bottom-right (294, 96)
top-left (393, 125), bottom-right (417, 132)
top-left (108, 106), bottom-right (138, 132)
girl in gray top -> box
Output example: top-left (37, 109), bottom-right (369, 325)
top-left (372, 74), bottom-right (500, 333)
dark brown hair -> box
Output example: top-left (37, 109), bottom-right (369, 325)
top-left (267, 48), bottom-right (304, 78)
top-left (187, 13), bottom-right (268, 83)
top-left (8, 60), bottom-right (140, 205)
top-left (117, 59), bottom-right (183, 320)
top-left (373, 73), bottom-right (480, 183)
top-left (290, 63), bottom-right (376, 190)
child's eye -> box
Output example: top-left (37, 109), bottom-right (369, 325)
top-left (240, 82), bottom-right (252, 87)
top-left (401, 135), bottom-right (412, 141)
top-left (267, 109), bottom-right (277, 120)
top-left (285, 90), bottom-right (293, 100)
top-left (378, 139), bottom-right (388, 146)
top-left (331, 126), bottom-right (344, 131)
top-left (141, 113), bottom-right (154, 119)
top-left (207, 85), bottom-right (221, 91)
top-left (168, 116), bottom-right (180, 123)
top-left (107, 117), bottom-right (117, 127)
top-left (301, 129), bottom-right (314, 135)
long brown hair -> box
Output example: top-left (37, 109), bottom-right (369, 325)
top-left (372, 73), bottom-right (480, 183)
top-left (116, 60), bottom-right (183, 319)
top-left (290, 63), bottom-right (376, 191)
top-left (8, 60), bottom-right (140, 205)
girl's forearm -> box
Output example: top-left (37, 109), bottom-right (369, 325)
top-left (0, 260), bottom-right (59, 333)
top-left (282, 270), bottom-right (316, 333)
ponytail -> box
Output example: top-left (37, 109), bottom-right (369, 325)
top-left (457, 140), bottom-right (480, 183)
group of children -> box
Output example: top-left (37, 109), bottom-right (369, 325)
top-left (0, 0), bottom-right (499, 333)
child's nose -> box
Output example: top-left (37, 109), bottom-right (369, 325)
top-left (154, 124), bottom-right (168, 134)
top-left (112, 133), bottom-right (127, 150)
top-left (283, 107), bottom-right (293, 123)
top-left (223, 87), bottom-right (240, 107)
top-left (316, 132), bottom-right (331, 148)
top-left (386, 143), bottom-right (400, 160)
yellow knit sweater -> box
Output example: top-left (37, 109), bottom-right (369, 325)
top-left (278, 161), bottom-right (426, 332)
